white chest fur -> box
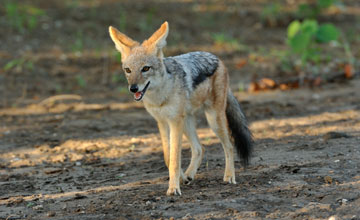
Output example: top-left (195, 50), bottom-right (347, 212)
top-left (143, 94), bottom-right (185, 121)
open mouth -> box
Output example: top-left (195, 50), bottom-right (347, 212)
top-left (134, 81), bottom-right (150, 101)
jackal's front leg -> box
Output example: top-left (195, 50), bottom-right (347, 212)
top-left (157, 120), bottom-right (170, 167)
top-left (166, 118), bottom-right (184, 196)
top-left (158, 120), bottom-right (186, 181)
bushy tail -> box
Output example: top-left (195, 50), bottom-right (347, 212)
top-left (225, 91), bottom-right (253, 166)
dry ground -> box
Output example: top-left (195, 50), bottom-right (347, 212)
top-left (1, 79), bottom-right (359, 219)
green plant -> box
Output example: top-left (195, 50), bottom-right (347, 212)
top-left (4, 2), bottom-right (45, 33)
top-left (3, 58), bottom-right (34, 72)
top-left (297, 0), bottom-right (338, 19)
top-left (287, 19), bottom-right (339, 64)
top-left (71, 31), bottom-right (84, 52)
top-left (339, 32), bottom-right (355, 69)
top-left (261, 2), bottom-right (283, 26)
top-left (75, 75), bottom-right (86, 88)
top-left (26, 202), bottom-right (36, 208)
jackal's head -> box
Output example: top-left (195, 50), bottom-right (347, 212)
top-left (109, 22), bottom-right (169, 101)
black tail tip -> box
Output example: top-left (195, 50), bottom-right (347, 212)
top-left (237, 132), bottom-right (253, 167)
top-left (225, 92), bottom-right (253, 167)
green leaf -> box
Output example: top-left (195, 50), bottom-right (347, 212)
top-left (27, 16), bottom-right (37, 30)
top-left (289, 32), bottom-right (312, 53)
top-left (288, 20), bottom-right (301, 38)
top-left (318, 0), bottom-right (335, 9)
top-left (26, 202), bottom-right (36, 208)
top-left (4, 60), bottom-right (19, 71)
top-left (301, 19), bottom-right (319, 35)
top-left (5, 2), bottom-right (18, 17)
top-left (316, 23), bottom-right (339, 43)
top-left (307, 47), bottom-right (322, 63)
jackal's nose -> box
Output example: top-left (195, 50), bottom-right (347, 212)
top-left (129, 84), bottom-right (138, 93)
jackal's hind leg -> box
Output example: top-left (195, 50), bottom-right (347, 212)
top-left (183, 115), bottom-right (204, 184)
top-left (205, 109), bottom-right (236, 184)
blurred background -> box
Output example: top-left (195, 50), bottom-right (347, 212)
top-left (0, 0), bottom-right (359, 107)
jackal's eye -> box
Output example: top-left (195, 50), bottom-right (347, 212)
top-left (141, 66), bottom-right (151, 72)
top-left (124, 68), bottom-right (131, 73)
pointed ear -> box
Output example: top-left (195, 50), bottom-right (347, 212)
top-left (109, 26), bottom-right (139, 61)
top-left (142, 21), bottom-right (169, 57)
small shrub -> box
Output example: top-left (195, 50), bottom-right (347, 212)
top-left (287, 19), bottom-right (339, 64)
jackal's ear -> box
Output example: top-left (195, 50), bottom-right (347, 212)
top-left (109, 26), bottom-right (139, 61)
top-left (142, 21), bottom-right (169, 58)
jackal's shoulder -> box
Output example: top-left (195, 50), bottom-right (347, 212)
top-left (164, 51), bottom-right (219, 89)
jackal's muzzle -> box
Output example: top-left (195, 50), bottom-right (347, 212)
top-left (132, 81), bottom-right (150, 101)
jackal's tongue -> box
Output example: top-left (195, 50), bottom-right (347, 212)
top-left (135, 92), bottom-right (142, 100)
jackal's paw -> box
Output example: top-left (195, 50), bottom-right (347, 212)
top-left (183, 175), bottom-right (193, 185)
top-left (183, 170), bottom-right (196, 185)
top-left (166, 186), bottom-right (182, 196)
top-left (223, 175), bottom-right (237, 184)
top-left (180, 171), bottom-right (193, 185)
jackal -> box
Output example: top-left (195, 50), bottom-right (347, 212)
top-left (109, 21), bottom-right (253, 195)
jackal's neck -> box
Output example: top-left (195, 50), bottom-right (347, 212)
top-left (142, 61), bottom-right (171, 107)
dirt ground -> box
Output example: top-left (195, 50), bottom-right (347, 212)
top-left (1, 79), bottom-right (360, 220)
top-left (1, 0), bottom-right (360, 219)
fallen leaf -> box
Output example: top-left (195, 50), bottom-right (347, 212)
top-left (248, 82), bottom-right (260, 92)
top-left (258, 78), bottom-right (276, 89)
top-left (249, 78), bottom-right (277, 92)
top-left (344, 64), bottom-right (353, 79)
top-left (279, 84), bottom-right (289, 90)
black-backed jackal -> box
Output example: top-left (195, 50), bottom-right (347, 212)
top-left (109, 22), bottom-right (253, 195)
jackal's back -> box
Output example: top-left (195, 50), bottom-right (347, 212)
top-left (164, 52), bottom-right (219, 90)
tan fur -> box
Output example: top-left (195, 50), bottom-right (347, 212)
top-left (142, 22), bottom-right (169, 58)
top-left (109, 22), bottom-right (239, 196)
top-left (109, 26), bottom-right (139, 62)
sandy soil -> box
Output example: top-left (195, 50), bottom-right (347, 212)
top-left (1, 79), bottom-right (359, 219)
